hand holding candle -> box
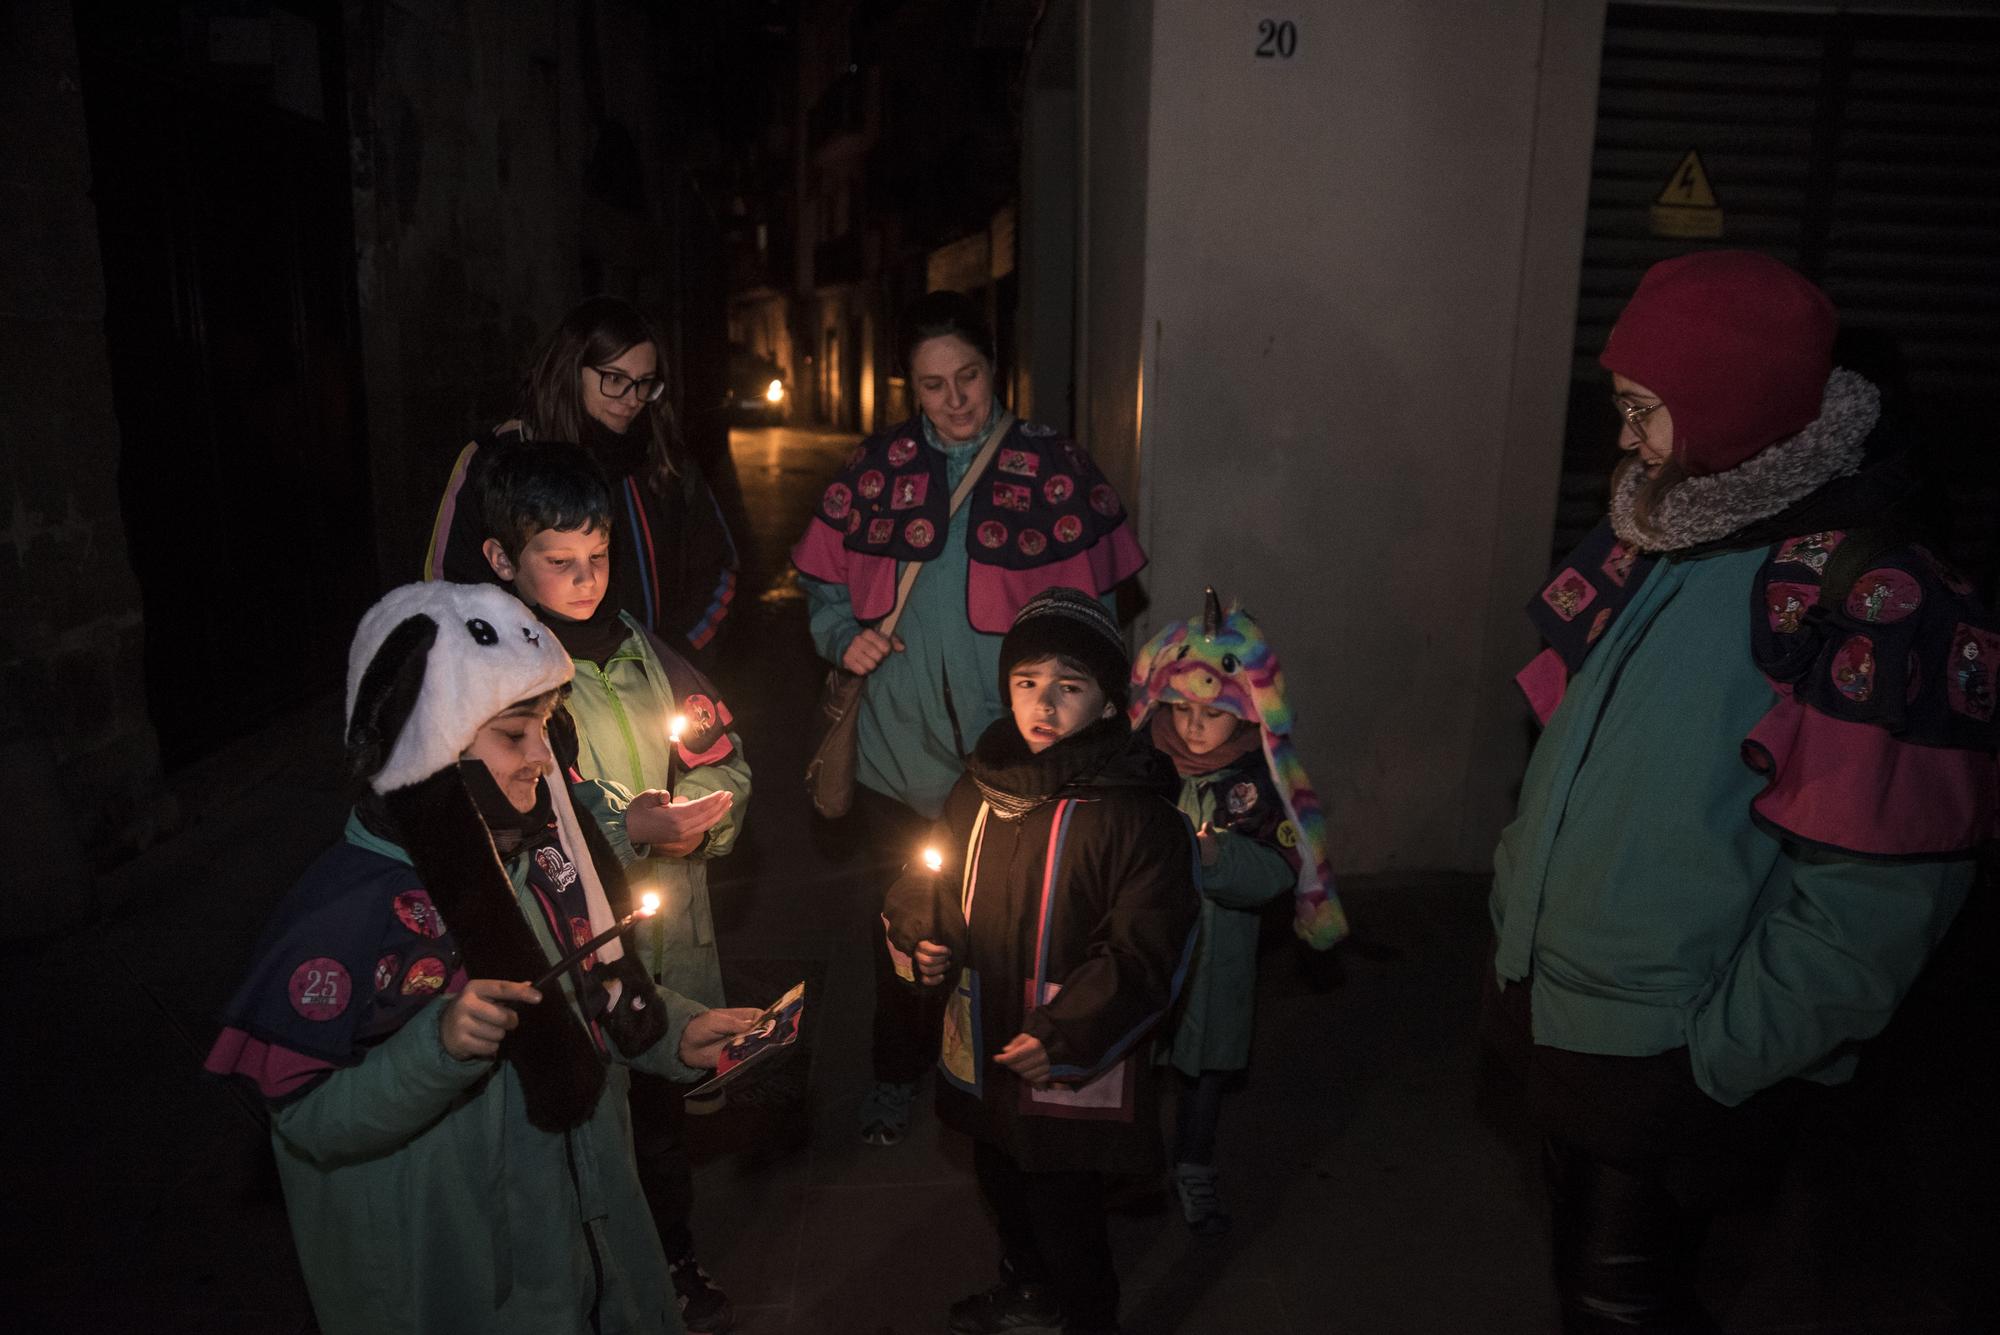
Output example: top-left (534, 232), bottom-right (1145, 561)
top-left (532, 891), bottom-right (661, 991)
top-left (913, 845), bottom-right (954, 985)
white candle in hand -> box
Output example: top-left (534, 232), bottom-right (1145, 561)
top-left (666, 714), bottom-right (688, 789)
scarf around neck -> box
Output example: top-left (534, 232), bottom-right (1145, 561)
top-left (535, 597), bottom-right (629, 667)
top-left (1610, 368), bottom-right (1879, 554)
top-left (582, 414), bottom-right (654, 482)
top-left (965, 715), bottom-right (1132, 820)
top-left (1147, 709), bottom-right (1263, 778)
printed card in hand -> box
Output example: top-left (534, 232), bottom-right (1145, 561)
top-left (684, 982), bottom-right (805, 1100)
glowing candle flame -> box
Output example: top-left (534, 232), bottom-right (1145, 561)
top-left (640, 891), bottom-right (661, 917)
top-left (922, 847), bottom-right (943, 873)
top-left (669, 714), bottom-right (687, 744)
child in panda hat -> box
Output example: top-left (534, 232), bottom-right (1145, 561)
top-left (1130, 589), bottom-right (1348, 1234)
top-left (206, 582), bottom-right (760, 1335)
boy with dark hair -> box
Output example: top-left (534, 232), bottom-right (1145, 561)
top-left (476, 441), bottom-right (753, 1333)
top-left (884, 587), bottom-right (1199, 1335)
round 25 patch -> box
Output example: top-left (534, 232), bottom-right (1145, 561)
top-left (289, 958), bottom-right (352, 1021)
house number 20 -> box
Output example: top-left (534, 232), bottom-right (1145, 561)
top-left (1256, 19), bottom-right (1298, 58)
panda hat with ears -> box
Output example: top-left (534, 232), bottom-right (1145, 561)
top-left (346, 582), bottom-right (663, 1131)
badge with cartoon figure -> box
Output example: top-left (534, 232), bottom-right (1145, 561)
top-left (684, 981), bottom-right (806, 1101)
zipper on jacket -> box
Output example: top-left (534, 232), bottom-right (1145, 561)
top-left (583, 659), bottom-right (651, 793)
top-left (564, 1129), bottom-right (605, 1333)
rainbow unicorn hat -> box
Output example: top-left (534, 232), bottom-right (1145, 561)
top-left (1130, 589), bottom-right (1346, 950)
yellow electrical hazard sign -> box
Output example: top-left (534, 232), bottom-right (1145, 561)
top-left (1650, 150), bottom-right (1723, 239)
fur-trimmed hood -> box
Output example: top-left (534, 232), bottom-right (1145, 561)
top-left (1611, 368), bottom-right (1880, 554)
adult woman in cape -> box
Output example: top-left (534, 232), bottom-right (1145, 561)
top-left (1487, 251), bottom-right (1989, 1332)
top-left (789, 291), bottom-right (1147, 1144)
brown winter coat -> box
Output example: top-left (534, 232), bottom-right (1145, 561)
top-left (885, 719), bottom-right (1199, 1174)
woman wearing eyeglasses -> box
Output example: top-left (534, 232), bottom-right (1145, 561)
top-left (1486, 251), bottom-right (1992, 1332)
top-left (425, 295), bottom-right (740, 660)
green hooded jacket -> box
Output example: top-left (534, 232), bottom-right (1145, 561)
top-left (563, 612), bottom-right (751, 1006)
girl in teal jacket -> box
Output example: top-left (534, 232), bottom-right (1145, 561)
top-left (1130, 591), bottom-right (1347, 1233)
top-left (206, 583), bottom-right (759, 1334)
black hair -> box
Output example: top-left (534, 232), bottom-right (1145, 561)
top-left (901, 289), bottom-right (996, 373)
top-left (480, 441), bottom-right (615, 560)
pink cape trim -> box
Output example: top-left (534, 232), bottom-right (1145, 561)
top-left (1742, 690), bottom-right (1997, 857)
top-left (794, 516), bottom-right (1148, 632)
top-left (966, 522), bottom-right (1148, 634)
top-left (204, 1028), bottom-right (338, 1100)
top-left (790, 517), bottom-right (900, 619)
top-left (1516, 647), bottom-right (1569, 726)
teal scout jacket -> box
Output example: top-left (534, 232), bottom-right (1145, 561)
top-left (269, 803), bottom-right (706, 1335)
top-left (1492, 547), bottom-right (1970, 1107)
top-left (1163, 768), bottom-right (1295, 1076)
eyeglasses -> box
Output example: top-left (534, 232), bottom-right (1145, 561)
top-left (591, 366), bottom-right (667, 403)
top-left (1614, 395), bottom-right (1665, 437)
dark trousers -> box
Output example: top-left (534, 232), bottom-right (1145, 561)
top-left (1172, 1070), bottom-right (1230, 1166)
top-left (1482, 962), bottom-right (1802, 1334)
top-left (628, 1068), bottom-right (696, 1260)
top-left (972, 1140), bottom-right (1119, 1332)
top-left (858, 786), bottom-right (946, 1083)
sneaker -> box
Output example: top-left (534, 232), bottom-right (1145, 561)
top-left (858, 1078), bottom-right (917, 1146)
top-left (1173, 1161), bottom-right (1231, 1236)
top-left (669, 1254), bottom-right (734, 1333)
top-left (947, 1280), bottom-right (1063, 1334)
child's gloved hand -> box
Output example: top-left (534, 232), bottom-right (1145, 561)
top-left (441, 979), bottom-right (540, 1061)
top-left (994, 1032), bottom-right (1051, 1086)
top-left (914, 939), bottom-right (954, 986)
top-left (626, 788), bottom-right (733, 857)
top-left (677, 1006), bottom-right (765, 1069)
top-left (841, 628), bottom-right (905, 675)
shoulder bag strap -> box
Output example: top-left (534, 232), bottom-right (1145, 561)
top-left (877, 410), bottom-right (1015, 638)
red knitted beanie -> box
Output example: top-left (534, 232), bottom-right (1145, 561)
top-left (1599, 251), bottom-right (1837, 476)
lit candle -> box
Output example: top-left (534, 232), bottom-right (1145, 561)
top-left (532, 891), bottom-right (661, 990)
top-left (922, 847), bottom-right (943, 873)
top-left (666, 713), bottom-right (688, 789)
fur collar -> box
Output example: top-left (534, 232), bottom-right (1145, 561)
top-left (1611, 368), bottom-right (1880, 554)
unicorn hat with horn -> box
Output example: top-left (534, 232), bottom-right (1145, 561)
top-left (1130, 589), bottom-right (1346, 949)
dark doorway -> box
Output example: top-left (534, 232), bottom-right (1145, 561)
top-left (74, 3), bottom-right (375, 767)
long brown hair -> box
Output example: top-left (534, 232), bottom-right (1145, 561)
top-left (519, 296), bottom-right (677, 490)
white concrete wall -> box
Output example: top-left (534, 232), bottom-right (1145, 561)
top-left (1080, 0), bottom-right (1607, 872)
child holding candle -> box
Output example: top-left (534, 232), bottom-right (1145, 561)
top-left (205, 581), bottom-right (762, 1335)
top-left (883, 588), bottom-right (1199, 1335)
top-left (1128, 590), bottom-right (1348, 1235)
top-left (473, 441), bottom-right (751, 1332)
